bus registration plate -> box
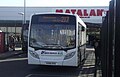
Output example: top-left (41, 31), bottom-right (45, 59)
top-left (46, 62), bottom-right (56, 65)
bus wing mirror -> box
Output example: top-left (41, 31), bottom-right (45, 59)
top-left (81, 26), bottom-right (85, 31)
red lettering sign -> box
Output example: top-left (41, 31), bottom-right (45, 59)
top-left (56, 9), bottom-right (63, 13)
top-left (71, 9), bottom-right (76, 14)
top-left (84, 9), bottom-right (88, 16)
top-left (77, 10), bottom-right (83, 17)
top-left (97, 9), bottom-right (104, 16)
top-left (65, 9), bottom-right (70, 13)
top-left (90, 9), bottom-right (96, 16)
top-left (56, 9), bottom-right (107, 18)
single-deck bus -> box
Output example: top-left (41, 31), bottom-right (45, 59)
top-left (28, 13), bottom-right (87, 67)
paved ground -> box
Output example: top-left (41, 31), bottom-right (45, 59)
top-left (0, 48), bottom-right (102, 77)
top-left (80, 48), bottom-right (102, 77)
top-left (0, 47), bottom-right (24, 60)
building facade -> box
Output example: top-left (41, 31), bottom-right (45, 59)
top-left (0, 6), bottom-right (108, 51)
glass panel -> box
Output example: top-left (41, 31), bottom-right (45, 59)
top-left (30, 24), bottom-right (75, 50)
top-left (0, 27), bottom-right (6, 32)
top-left (16, 27), bottom-right (22, 34)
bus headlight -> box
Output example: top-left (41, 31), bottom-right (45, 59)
top-left (64, 51), bottom-right (76, 60)
top-left (29, 50), bottom-right (39, 59)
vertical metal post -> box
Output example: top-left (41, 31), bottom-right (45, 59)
top-left (108, 1), bottom-right (114, 77)
top-left (101, 12), bottom-right (109, 77)
top-left (114, 0), bottom-right (120, 76)
top-left (101, 1), bottom-right (115, 77)
top-left (21, 0), bottom-right (27, 51)
top-left (24, 0), bottom-right (26, 24)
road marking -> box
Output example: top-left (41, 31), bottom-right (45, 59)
top-left (25, 74), bottom-right (32, 77)
top-left (25, 74), bottom-right (81, 77)
top-left (0, 58), bottom-right (28, 62)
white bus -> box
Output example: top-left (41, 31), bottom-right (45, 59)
top-left (28, 13), bottom-right (87, 67)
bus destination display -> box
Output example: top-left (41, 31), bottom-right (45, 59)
top-left (38, 16), bottom-right (70, 23)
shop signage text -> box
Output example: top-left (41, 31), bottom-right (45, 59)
top-left (56, 9), bottom-right (108, 18)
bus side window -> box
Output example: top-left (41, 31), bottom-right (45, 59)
top-left (78, 23), bottom-right (81, 46)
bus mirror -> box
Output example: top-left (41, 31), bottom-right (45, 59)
top-left (81, 26), bottom-right (85, 31)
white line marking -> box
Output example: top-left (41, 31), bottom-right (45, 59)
top-left (25, 74), bottom-right (32, 77)
top-left (0, 58), bottom-right (28, 62)
top-left (25, 74), bottom-right (82, 77)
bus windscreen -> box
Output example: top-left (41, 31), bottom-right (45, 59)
top-left (30, 14), bottom-right (76, 50)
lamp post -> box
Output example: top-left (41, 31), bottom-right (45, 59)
top-left (18, 12), bottom-right (24, 24)
top-left (17, 0), bottom-right (26, 51)
top-left (24, 0), bottom-right (26, 24)
top-left (18, 12), bottom-right (24, 51)
top-left (18, 0), bottom-right (26, 24)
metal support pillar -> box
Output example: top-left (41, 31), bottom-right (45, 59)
top-left (114, 0), bottom-right (120, 76)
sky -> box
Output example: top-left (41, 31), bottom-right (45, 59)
top-left (0, 0), bottom-right (111, 7)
